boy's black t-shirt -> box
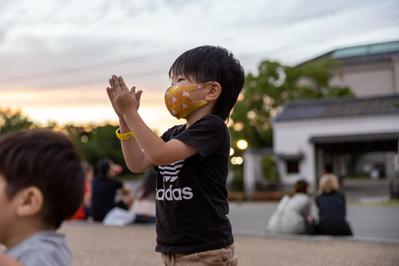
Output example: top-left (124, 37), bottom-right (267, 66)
top-left (155, 114), bottom-right (234, 254)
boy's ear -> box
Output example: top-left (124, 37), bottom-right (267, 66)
top-left (14, 187), bottom-right (44, 218)
top-left (205, 82), bottom-right (222, 101)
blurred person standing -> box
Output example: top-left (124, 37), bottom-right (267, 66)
top-left (71, 161), bottom-right (94, 220)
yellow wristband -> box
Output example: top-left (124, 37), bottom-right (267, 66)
top-left (115, 128), bottom-right (135, 141)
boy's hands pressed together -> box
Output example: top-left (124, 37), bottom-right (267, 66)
top-left (106, 75), bottom-right (142, 117)
top-left (105, 75), bottom-right (196, 167)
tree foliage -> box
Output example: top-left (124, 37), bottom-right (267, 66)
top-left (0, 110), bottom-right (133, 176)
top-left (64, 123), bottom-right (126, 168)
top-left (230, 59), bottom-right (353, 149)
top-left (0, 108), bottom-right (34, 135)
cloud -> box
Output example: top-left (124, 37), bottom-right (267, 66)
top-left (0, 0), bottom-right (398, 128)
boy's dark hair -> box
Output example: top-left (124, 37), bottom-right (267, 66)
top-left (169, 45), bottom-right (245, 120)
top-left (0, 129), bottom-right (85, 229)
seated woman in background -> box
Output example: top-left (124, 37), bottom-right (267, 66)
top-left (91, 158), bottom-right (133, 222)
top-left (267, 180), bottom-right (311, 234)
top-left (315, 174), bottom-right (353, 236)
top-left (129, 170), bottom-right (156, 224)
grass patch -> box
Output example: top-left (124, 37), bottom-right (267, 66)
top-left (357, 199), bottom-right (399, 207)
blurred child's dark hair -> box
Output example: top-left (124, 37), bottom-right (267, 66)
top-left (95, 158), bottom-right (112, 179)
top-left (169, 45), bottom-right (245, 120)
top-left (0, 129), bottom-right (85, 229)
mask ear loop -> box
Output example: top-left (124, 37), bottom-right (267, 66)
top-left (196, 81), bottom-right (215, 89)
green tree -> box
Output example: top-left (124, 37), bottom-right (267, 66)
top-left (64, 124), bottom-right (122, 164)
top-left (230, 59), bottom-right (352, 149)
top-left (0, 108), bottom-right (35, 135)
top-left (64, 123), bottom-right (142, 179)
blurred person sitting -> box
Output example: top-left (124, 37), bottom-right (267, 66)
top-left (91, 158), bottom-right (133, 222)
top-left (315, 174), bottom-right (353, 236)
top-left (129, 170), bottom-right (156, 224)
top-left (267, 180), bottom-right (311, 234)
top-left (71, 161), bottom-right (94, 220)
top-left (322, 163), bottom-right (343, 186)
top-left (103, 170), bottom-right (156, 226)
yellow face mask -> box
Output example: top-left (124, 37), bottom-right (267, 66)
top-left (164, 82), bottom-right (212, 119)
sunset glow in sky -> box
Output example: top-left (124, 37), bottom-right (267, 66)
top-left (1, 0), bottom-right (398, 132)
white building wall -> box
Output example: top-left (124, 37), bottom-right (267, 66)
top-left (393, 55), bottom-right (399, 93)
top-left (273, 114), bottom-right (399, 186)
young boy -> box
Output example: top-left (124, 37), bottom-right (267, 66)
top-left (0, 129), bottom-right (85, 266)
top-left (107, 45), bottom-right (244, 265)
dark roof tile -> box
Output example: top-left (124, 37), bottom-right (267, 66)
top-left (274, 94), bottom-right (399, 122)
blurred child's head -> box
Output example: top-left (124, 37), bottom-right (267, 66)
top-left (168, 45), bottom-right (245, 120)
top-left (95, 158), bottom-right (121, 179)
top-left (0, 130), bottom-right (84, 246)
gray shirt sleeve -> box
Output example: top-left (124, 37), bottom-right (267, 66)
top-left (18, 251), bottom-right (65, 266)
top-left (6, 231), bottom-right (72, 266)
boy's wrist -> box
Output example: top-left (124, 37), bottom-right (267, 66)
top-left (123, 110), bottom-right (140, 123)
top-left (122, 110), bottom-right (141, 133)
top-left (119, 117), bottom-right (128, 128)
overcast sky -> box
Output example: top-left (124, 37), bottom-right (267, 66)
top-left (1, 0), bottom-right (398, 131)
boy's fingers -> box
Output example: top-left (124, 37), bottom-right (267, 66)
top-left (118, 76), bottom-right (129, 91)
top-left (109, 78), bottom-right (114, 89)
top-left (112, 75), bottom-right (121, 91)
top-left (130, 86), bottom-right (136, 95)
top-left (136, 90), bottom-right (143, 102)
top-left (106, 87), bottom-right (113, 99)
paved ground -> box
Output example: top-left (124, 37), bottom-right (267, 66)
top-left (61, 199), bottom-right (399, 266)
top-left (228, 202), bottom-right (399, 241)
top-left (62, 222), bottom-right (399, 266)
top-left (66, 178), bottom-right (397, 265)
top-left (343, 179), bottom-right (391, 201)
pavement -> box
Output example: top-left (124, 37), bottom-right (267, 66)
top-left (62, 222), bottom-right (399, 266)
top-left (61, 200), bottom-right (399, 266)
top-left (228, 202), bottom-right (399, 242)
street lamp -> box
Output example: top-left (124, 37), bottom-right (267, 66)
top-left (231, 156), bottom-right (243, 165)
top-left (236, 139), bottom-right (248, 150)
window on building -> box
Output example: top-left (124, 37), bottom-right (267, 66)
top-left (286, 160), bottom-right (299, 174)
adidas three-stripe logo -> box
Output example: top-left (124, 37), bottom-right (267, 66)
top-left (159, 160), bottom-right (184, 182)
